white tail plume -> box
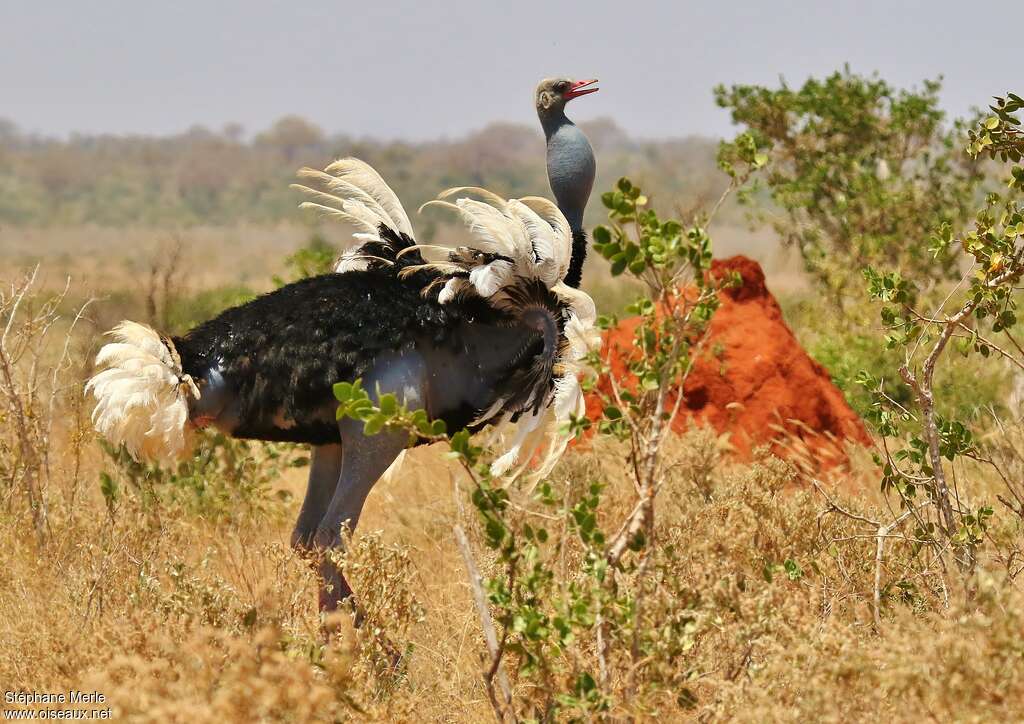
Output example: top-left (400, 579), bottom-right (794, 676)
top-left (86, 321), bottom-right (198, 464)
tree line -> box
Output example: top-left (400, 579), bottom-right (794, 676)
top-left (0, 115), bottom-right (726, 230)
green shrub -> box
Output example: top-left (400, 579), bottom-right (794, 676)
top-left (855, 94), bottom-right (1024, 572)
top-left (164, 285), bottom-right (255, 333)
top-left (99, 432), bottom-right (303, 523)
top-left (272, 232), bottom-right (338, 286)
top-left (781, 294), bottom-right (1009, 422)
top-left (716, 68), bottom-right (983, 308)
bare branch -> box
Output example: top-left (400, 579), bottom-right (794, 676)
top-left (453, 525), bottom-right (516, 723)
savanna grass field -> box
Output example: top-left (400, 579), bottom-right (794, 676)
top-left (4, 21), bottom-right (1024, 723)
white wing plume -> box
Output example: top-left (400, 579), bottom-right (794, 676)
top-left (411, 186), bottom-right (573, 298)
top-left (292, 158), bottom-right (415, 272)
top-left (412, 186), bottom-right (599, 481)
top-left (296, 158), bottom-right (599, 483)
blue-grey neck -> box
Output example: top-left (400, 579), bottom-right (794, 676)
top-left (540, 108), bottom-right (595, 234)
top-left (540, 107), bottom-right (595, 288)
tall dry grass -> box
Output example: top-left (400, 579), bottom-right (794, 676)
top-left (2, 270), bottom-right (1024, 722)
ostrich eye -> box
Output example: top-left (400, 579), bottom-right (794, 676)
top-left (554, 81), bottom-right (569, 93)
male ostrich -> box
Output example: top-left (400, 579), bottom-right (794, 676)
top-left (87, 78), bottom-right (599, 612)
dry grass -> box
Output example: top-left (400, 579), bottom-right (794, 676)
top-left (0, 224), bottom-right (326, 291)
top-left (4, 420), bottom-right (1024, 721)
top-left (3, 256), bottom-right (1024, 722)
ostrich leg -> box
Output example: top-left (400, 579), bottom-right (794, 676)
top-left (313, 352), bottom-right (428, 611)
top-left (314, 420), bottom-right (407, 610)
top-left (291, 444), bottom-right (343, 552)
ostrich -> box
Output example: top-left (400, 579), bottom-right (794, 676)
top-left (87, 80), bottom-right (599, 611)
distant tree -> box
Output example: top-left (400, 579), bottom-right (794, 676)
top-left (0, 118), bottom-right (18, 144)
top-left (183, 124), bottom-right (217, 141)
top-left (221, 122), bottom-right (245, 143)
top-left (0, 118), bottom-right (728, 228)
top-left (445, 122), bottom-right (543, 192)
top-left (255, 115), bottom-right (325, 162)
top-left (579, 117), bottom-right (631, 151)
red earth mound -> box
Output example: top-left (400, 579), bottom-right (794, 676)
top-left (585, 255), bottom-right (871, 465)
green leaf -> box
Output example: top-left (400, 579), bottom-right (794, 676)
top-left (99, 472), bottom-right (119, 506)
top-left (378, 393), bottom-right (397, 416)
top-left (363, 415), bottom-right (385, 436)
top-left (603, 405), bottom-right (622, 420)
top-left (333, 381), bottom-right (353, 402)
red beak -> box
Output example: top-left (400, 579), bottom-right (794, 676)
top-left (563, 79), bottom-right (599, 100)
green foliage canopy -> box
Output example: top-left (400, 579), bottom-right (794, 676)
top-left (857, 93), bottom-right (1023, 561)
top-left (716, 69), bottom-right (983, 307)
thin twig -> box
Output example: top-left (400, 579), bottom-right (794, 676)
top-left (872, 508), bottom-right (916, 631)
top-left (454, 525), bottom-right (516, 723)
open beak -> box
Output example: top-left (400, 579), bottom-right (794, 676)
top-left (564, 79), bottom-right (599, 100)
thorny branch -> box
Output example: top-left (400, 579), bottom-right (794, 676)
top-left (811, 478), bottom-right (921, 630)
top-left (0, 269), bottom-right (91, 543)
top-left (897, 264), bottom-right (1024, 563)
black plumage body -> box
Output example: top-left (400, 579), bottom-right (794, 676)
top-left (173, 229), bottom-right (567, 446)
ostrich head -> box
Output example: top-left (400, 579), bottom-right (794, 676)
top-left (535, 77), bottom-right (600, 116)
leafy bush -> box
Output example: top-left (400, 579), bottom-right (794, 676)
top-left (272, 232), bottom-right (339, 286)
top-left (98, 432), bottom-right (302, 523)
top-left (781, 293), bottom-right (1009, 421)
top-left (164, 284), bottom-right (255, 333)
top-left (716, 68), bottom-right (983, 308)
top-left (857, 93), bottom-right (1024, 575)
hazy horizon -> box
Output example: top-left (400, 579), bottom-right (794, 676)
top-left (3, 1), bottom-right (1023, 141)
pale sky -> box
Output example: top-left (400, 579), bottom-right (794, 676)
top-left (2, 0), bottom-right (1022, 141)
